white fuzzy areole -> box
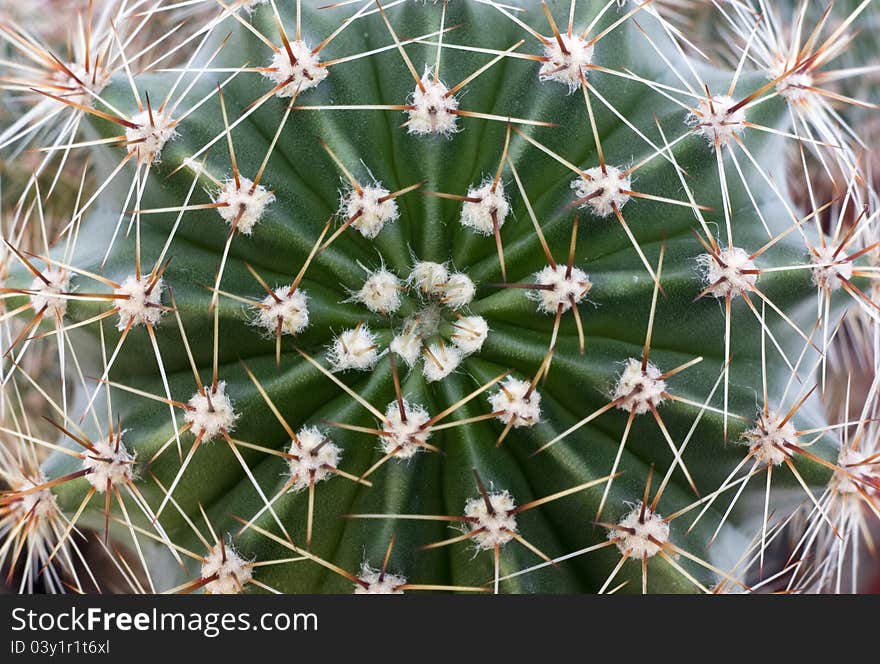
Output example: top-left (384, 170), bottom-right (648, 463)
top-left (287, 426), bottom-right (340, 492)
top-left (834, 446), bottom-right (880, 496)
top-left (52, 61), bottom-right (109, 105)
top-left (254, 286), bottom-right (309, 336)
top-left (451, 315), bottom-right (489, 355)
top-left (381, 400), bottom-right (431, 458)
top-left (613, 358), bottom-right (667, 415)
top-left (328, 326), bottom-right (379, 371)
top-left (530, 264), bottom-right (592, 314)
top-left (264, 40), bottom-right (328, 97)
top-left (29, 267), bottom-right (70, 316)
top-left (354, 564), bottom-right (406, 594)
top-left (114, 275), bottom-right (164, 330)
top-left (82, 434), bottom-right (135, 491)
top-left (742, 410), bottom-right (797, 466)
top-left (489, 377), bottom-right (541, 428)
top-left (184, 382), bottom-right (238, 442)
top-left (689, 94), bottom-right (746, 147)
top-left (773, 65), bottom-right (816, 108)
top-left (406, 71), bottom-right (459, 136)
top-left (125, 109), bottom-right (177, 165)
top-left (214, 176), bottom-right (274, 235)
top-left (464, 491), bottom-right (517, 550)
top-left (410, 261), bottom-right (448, 296)
top-left (10, 471), bottom-right (59, 520)
top-left (200, 542), bottom-right (253, 594)
top-left (442, 272), bottom-right (475, 309)
top-left (810, 245), bottom-right (852, 291)
top-left (539, 33), bottom-right (594, 92)
top-left (460, 180), bottom-right (510, 235)
top-left (697, 246), bottom-right (758, 299)
top-left (357, 267), bottom-right (402, 315)
top-left (390, 330), bottom-right (423, 366)
top-left (608, 503), bottom-right (670, 559)
top-left (571, 166), bottom-right (631, 217)
top-left (422, 342), bottom-right (461, 382)
top-left (340, 184), bottom-right (399, 239)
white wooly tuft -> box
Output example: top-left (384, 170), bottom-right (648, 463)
top-left (770, 61), bottom-right (816, 109)
top-left (696, 246), bottom-right (758, 299)
top-left (409, 261), bottom-right (449, 297)
top-left (464, 490), bottom-right (517, 550)
top-left (9, 472), bottom-right (58, 521)
top-left (613, 358), bottom-right (667, 415)
top-left (264, 40), bottom-right (328, 97)
top-left (213, 176), bottom-right (275, 236)
top-left (451, 315), bottom-right (489, 355)
top-left (381, 400), bottom-right (431, 459)
top-left (355, 266), bottom-right (402, 315)
top-left (460, 180), bottom-right (510, 235)
top-left (114, 275), bottom-right (164, 330)
top-left (442, 272), bottom-right (475, 309)
top-left (539, 33), bottom-right (595, 92)
top-left (810, 245), bottom-right (853, 291)
top-left (354, 564), bottom-right (406, 594)
top-left (328, 325), bottom-right (380, 371)
top-left (608, 503), bottom-right (670, 559)
top-left (529, 264), bottom-right (592, 314)
top-left (422, 342), bottom-right (461, 382)
top-left (82, 434), bottom-right (136, 491)
top-left (742, 410), bottom-right (797, 467)
top-left (488, 377), bottom-right (541, 428)
top-left (200, 541), bottom-right (253, 594)
top-left (833, 446), bottom-right (880, 496)
top-left (688, 94), bottom-right (746, 147)
top-left (287, 426), bottom-right (340, 492)
top-left (125, 109), bottom-right (177, 165)
top-left (53, 61), bottom-right (109, 105)
top-left (571, 166), bottom-right (631, 217)
top-left (184, 382), bottom-right (238, 442)
top-left (390, 329), bottom-right (423, 366)
top-left (339, 184), bottom-right (399, 239)
top-left (253, 286), bottom-right (309, 336)
top-left (29, 267), bottom-right (70, 317)
top-left (406, 69), bottom-right (459, 136)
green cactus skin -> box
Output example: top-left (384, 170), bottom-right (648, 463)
top-left (19, 1), bottom-right (858, 593)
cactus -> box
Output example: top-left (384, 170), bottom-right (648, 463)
top-left (1, 0), bottom-right (878, 594)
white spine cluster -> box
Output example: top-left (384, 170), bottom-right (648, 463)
top-left (184, 382), bottom-right (238, 442)
top-left (441, 272), bottom-right (475, 309)
top-left (355, 267), bottom-right (402, 315)
top-left (539, 33), bottom-right (595, 92)
top-left (11, 472), bottom-right (59, 520)
top-left (460, 180), bottom-right (510, 235)
top-left (406, 70), bottom-right (459, 136)
top-left (464, 491), bottom-right (517, 550)
top-left (264, 41), bottom-right (328, 97)
top-left (29, 268), bottom-right (70, 316)
top-left (381, 400), bottom-right (431, 458)
top-left (742, 411), bottom-right (797, 466)
top-left (253, 287), bottom-right (309, 336)
top-left (488, 377), bottom-right (541, 428)
top-left (214, 177), bottom-right (275, 235)
top-left (114, 275), bottom-right (164, 330)
top-left (354, 564), bottom-right (406, 594)
top-left (53, 62), bottom-right (109, 105)
top-left (530, 264), bottom-right (592, 314)
top-left (125, 109), bottom-right (177, 165)
top-left (390, 328), bottom-right (423, 366)
top-left (613, 358), bottom-right (667, 415)
top-left (697, 246), bottom-right (758, 299)
top-left (422, 342), bottom-right (461, 382)
top-left (200, 542), bottom-right (253, 594)
top-left (571, 166), bottom-right (632, 217)
top-left (82, 435), bottom-right (136, 491)
top-left (340, 184), bottom-right (399, 239)
top-left (810, 245), bottom-right (852, 290)
top-left (287, 426), bottom-right (340, 492)
top-left (328, 325), bottom-right (379, 371)
top-left (688, 95), bottom-right (746, 146)
top-left (608, 503), bottom-right (670, 558)
top-left (451, 315), bottom-right (489, 355)
top-left (409, 261), bottom-right (448, 296)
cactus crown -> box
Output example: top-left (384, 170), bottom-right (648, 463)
top-left (1, 0), bottom-right (878, 594)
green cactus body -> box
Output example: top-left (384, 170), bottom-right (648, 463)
top-left (10, 1), bottom-right (861, 593)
